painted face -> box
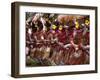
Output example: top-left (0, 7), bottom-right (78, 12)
top-left (75, 21), bottom-right (79, 29)
top-left (52, 25), bottom-right (57, 30)
top-left (85, 19), bottom-right (90, 26)
top-left (59, 25), bottom-right (63, 30)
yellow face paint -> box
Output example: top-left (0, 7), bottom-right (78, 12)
top-left (52, 25), bottom-right (57, 30)
top-left (59, 25), bottom-right (63, 30)
top-left (75, 21), bottom-right (79, 29)
top-left (85, 20), bottom-right (90, 26)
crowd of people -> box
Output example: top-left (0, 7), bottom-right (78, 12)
top-left (25, 13), bottom-right (90, 66)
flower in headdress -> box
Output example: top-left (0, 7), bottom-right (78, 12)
top-left (52, 25), bottom-right (57, 30)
